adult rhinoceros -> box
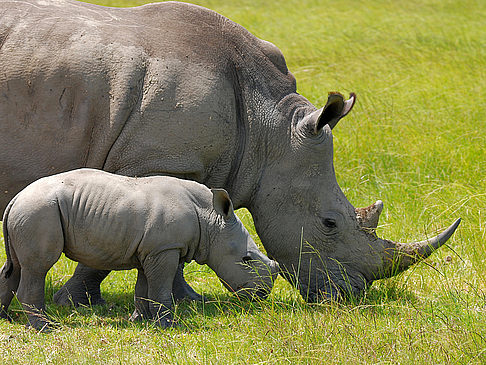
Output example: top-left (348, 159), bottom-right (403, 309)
top-left (0, 0), bottom-right (459, 303)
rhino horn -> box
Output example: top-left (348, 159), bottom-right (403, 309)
top-left (380, 218), bottom-right (461, 278)
top-left (356, 200), bottom-right (383, 231)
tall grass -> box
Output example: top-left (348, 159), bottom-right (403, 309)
top-left (0, 0), bottom-right (485, 363)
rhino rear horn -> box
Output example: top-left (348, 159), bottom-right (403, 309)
top-left (316, 92), bottom-right (356, 131)
top-left (356, 200), bottom-right (384, 231)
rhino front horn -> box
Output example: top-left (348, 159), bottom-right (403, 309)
top-left (381, 218), bottom-right (461, 277)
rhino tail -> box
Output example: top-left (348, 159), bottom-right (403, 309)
top-left (2, 197), bottom-right (17, 279)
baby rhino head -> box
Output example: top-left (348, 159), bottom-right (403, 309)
top-left (207, 189), bottom-right (279, 299)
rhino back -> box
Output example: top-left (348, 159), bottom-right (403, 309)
top-left (49, 170), bottom-right (200, 270)
top-left (0, 0), bottom-right (296, 213)
top-left (0, 1), bottom-right (145, 209)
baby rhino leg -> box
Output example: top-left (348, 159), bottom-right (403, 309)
top-left (16, 268), bottom-right (51, 331)
top-left (0, 259), bottom-right (21, 321)
top-left (130, 269), bottom-right (151, 322)
top-left (12, 207), bottom-right (64, 330)
top-left (142, 250), bottom-right (180, 328)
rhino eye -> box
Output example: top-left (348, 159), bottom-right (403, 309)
top-left (242, 256), bottom-right (252, 263)
top-left (322, 218), bottom-right (337, 229)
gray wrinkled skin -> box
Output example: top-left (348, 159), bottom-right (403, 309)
top-left (0, 0), bottom-right (459, 304)
top-left (0, 169), bottom-right (278, 330)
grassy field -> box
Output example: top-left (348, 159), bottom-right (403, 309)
top-left (1, 0), bottom-right (485, 363)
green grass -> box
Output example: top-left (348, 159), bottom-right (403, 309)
top-left (1, 0), bottom-right (485, 363)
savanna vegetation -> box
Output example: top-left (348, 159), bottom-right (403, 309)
top-left (0, 0), bottom-right (484, 363)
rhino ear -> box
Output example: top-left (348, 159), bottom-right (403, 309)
top-left (211, 188), bottom-right (235, 220)
top-left (311, 92), bottom-right (356, 133)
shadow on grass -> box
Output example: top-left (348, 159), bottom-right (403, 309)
top-left (36, 283), bottom-right (281, 331)
top-left (5, 275), bottom-right (425, 332)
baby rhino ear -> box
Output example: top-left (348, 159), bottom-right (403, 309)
top-left (211, 189), bottom-right (235, 220)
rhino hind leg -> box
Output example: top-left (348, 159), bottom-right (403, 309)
top-left (172, 263), bottom-right (205, 303)
top-left (0, 261), bottom-right (21, 321)
top-left (16, 268), bottom-right (52, 331)
top-left (53, 264), bottom-right (110, 307)
top-left (15, 235), bottom-right (62, 331)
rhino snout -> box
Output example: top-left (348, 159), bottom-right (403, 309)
top-left (242, 253), bottom-right (279, 277)
top-left (228, 255), bottom-right (279, 300)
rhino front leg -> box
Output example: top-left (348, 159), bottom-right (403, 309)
top-left (130, 268), bottom-right (151, 322)
top-left (143, 250), bottom-right (180, 328)
top-left (172, 263), bottom-right (204, 302)
top-left (131, 265), bottom-right (199, 321)
top-left (53, 264), bottom-right (110, 307)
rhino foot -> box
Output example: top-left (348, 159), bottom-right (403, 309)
top-left (24, 309), bottom-right (53, 332)
top-left (129, 309), bottom-right (180, 329)
top-left (26, 320), bottom-right (53, 333)
top-left (53, 284), bottom-right (106, 307)
top-left (53, 265), bottom-right (110, 307)
top-left (129, 306), bottom-right (151, 323)
top-left (155, 318), bottom-right (178, 329)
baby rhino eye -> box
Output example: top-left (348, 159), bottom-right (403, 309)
top-left (322, 218), bottom-right (337, 229)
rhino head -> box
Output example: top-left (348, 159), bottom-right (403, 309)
top-left (207, 189), bottom-right (279, 300)
top-left (249, 92), bottom-right (460, 301)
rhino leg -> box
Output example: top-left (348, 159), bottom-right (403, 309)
top-left (130, 263), bottom-right (201, 321)
top-left (53, 264), bottom-right (110, 307)
top-left (130, 268), bottom-right (151, 322)
top-left (0, 262), bottom-right (21, 321)
top-left (143, 250), bottom-right (180, 328)
top-left (171, 263), bottom-right (205, 302)
top-left (6, 203), bottom-right (64, 331)
top-left (55, 263), bottom-right (201, 307)
top-left (17, 268), bottom-right (52, 331)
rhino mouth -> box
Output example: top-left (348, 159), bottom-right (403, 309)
top-left (300, 277), bottom-right (370, 303)
top-left (302, 282), bottom-right (360, 303)
top-left (235, 281), bottom-right (272, 300)
top-left (220, 280), bottom-right (271, 300)
top-left (280, 264), bottom-right (371, 303)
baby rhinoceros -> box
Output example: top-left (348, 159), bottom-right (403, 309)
top-left (0, 169), bottom-right (279, 330)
